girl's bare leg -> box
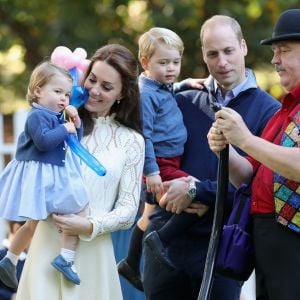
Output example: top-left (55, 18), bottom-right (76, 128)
top-left (61, 206), bottom-right (88, 252)
top-left (9, 220), bottom-right (38, 255)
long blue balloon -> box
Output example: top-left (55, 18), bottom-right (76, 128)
top-left (69, 67), bottom-right (89, 108)
top-left (66, 134), bottom-right (106, 176)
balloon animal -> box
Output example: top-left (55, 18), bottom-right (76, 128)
top-left (51, 46), bottom-right (89, 107)
top-left (52, 46), bottom-right (106, 176)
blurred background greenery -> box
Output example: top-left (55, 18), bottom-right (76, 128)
top-left (0, 0), bottom-right (298, 113)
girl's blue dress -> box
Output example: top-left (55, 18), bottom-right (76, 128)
top-left (0, 147), bottom-right (88, 221)
top-left (0, 104), bottom-right (88, 221)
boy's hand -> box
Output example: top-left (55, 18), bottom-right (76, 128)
top-left (146, 174), bottom-right (164, 195)
top-left (65, 105), bottom-right (81, 128)
top-left (187, 78), bottom-right (206, 89)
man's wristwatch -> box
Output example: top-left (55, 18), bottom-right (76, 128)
top-left (186, 181), bottom-right (196, 200)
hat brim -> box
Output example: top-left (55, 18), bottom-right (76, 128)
top-left (261, 33), bottom-right (300, 45)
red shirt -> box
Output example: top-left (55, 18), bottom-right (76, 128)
top-left (249, 86), bottom-right (300, 214)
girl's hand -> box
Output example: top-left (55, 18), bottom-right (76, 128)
top-left (63, 122), bottom-right (77, 133)
top-left (65, 105), bottom-right (81, 128)
top-left (52, 213), bottom-right (93, 236)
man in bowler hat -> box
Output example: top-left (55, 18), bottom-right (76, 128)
top-left (208, 9), bottom-right (300, 300)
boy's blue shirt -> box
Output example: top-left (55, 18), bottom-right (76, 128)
top-left (150, 69), bottom-right (282, 236)
top-left (139, 73), bottom-right (188, 176)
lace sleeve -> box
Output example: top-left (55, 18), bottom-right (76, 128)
top-left (80, 131), bottom-right (145, 241)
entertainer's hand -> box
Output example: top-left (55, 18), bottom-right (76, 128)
top-left (52, 213), bottom-right (93, 236)
top-left (160, 177), bottom-right (192, 214)
top-left (207, 121), bottom-right (228, 153)
top-left (214, 107), bottom-right (253, 148)
top-left (146, 174), bottom-right (164, 195)
top-left (187, 78), bottom-right (206, 89)
top-left (65, 105), bottom-right (81, 128)
top-left (184, 202), bottom-right (209, 217)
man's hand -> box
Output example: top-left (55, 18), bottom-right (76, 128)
top-left (160, 177), bottom-right (192, 214)
top-left (184, 202), bottom-right (209, 217)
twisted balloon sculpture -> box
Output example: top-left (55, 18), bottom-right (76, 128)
top-left (51, 46), bottom-right (90, 107)
top-left (51, 46), bottom-right (106, 176)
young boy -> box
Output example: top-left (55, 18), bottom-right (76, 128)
top-left (117, 27), bottom-right (208, 291)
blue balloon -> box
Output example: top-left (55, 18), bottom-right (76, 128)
top-left (69, 67), bottom-right (89, 107)
top-left (66, 134), bottom-right (106, 176)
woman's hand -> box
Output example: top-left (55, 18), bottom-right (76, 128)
top-left (52, 213), bottom-right (93, 236)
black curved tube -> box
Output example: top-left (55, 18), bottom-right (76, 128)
top-left (198, 146), bottom-right (228, 300)
top-left (198, 95), bottom-right (229, 300)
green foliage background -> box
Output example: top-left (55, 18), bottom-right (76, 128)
top-left (0, 0), bottom-right (298, 113)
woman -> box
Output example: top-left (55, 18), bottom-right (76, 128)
top-left (16, 44), bottom-right (145, 300)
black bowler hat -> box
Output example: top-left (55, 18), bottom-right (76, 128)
top-left (261, 9), bottom-right (300, 45)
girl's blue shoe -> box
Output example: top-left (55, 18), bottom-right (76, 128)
top-left (51, 255), bottom-right (80, 285)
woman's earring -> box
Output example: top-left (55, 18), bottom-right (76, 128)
top-left (117, 100), bottom-right (120, 104)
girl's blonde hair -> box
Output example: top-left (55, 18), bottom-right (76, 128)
top-left (138, 27), bottom-right (184, 62)
top-left (26, 61), bottom-right (72, 105)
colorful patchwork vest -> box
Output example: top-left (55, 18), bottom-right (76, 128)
top-left (274, 110), bottom-right (300, 233)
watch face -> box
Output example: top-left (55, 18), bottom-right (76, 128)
top-left (188, 188), bottom-right (196, 199)
top-left (187, 182), bottom-right (196, 200)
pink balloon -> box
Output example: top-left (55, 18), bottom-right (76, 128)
top-left (77, 59), bottom-right (91, 73)
top-left (73, 48), bottom-right (87, 60)
top-left (55, 46), bottom-right (72, 55)
top-left (51, 46), bottom-right (73, 68)
top-left (50, 46), bottom-right (89, 78)
top-left (64, 54), bottom-right (80, 70)
top-left (51, 55), bottom-right (65, 67)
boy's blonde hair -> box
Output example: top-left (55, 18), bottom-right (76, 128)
top-left (26, 61), bottom-right (72, 105)
top-left (138, 27), bottom-right (184, 62)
